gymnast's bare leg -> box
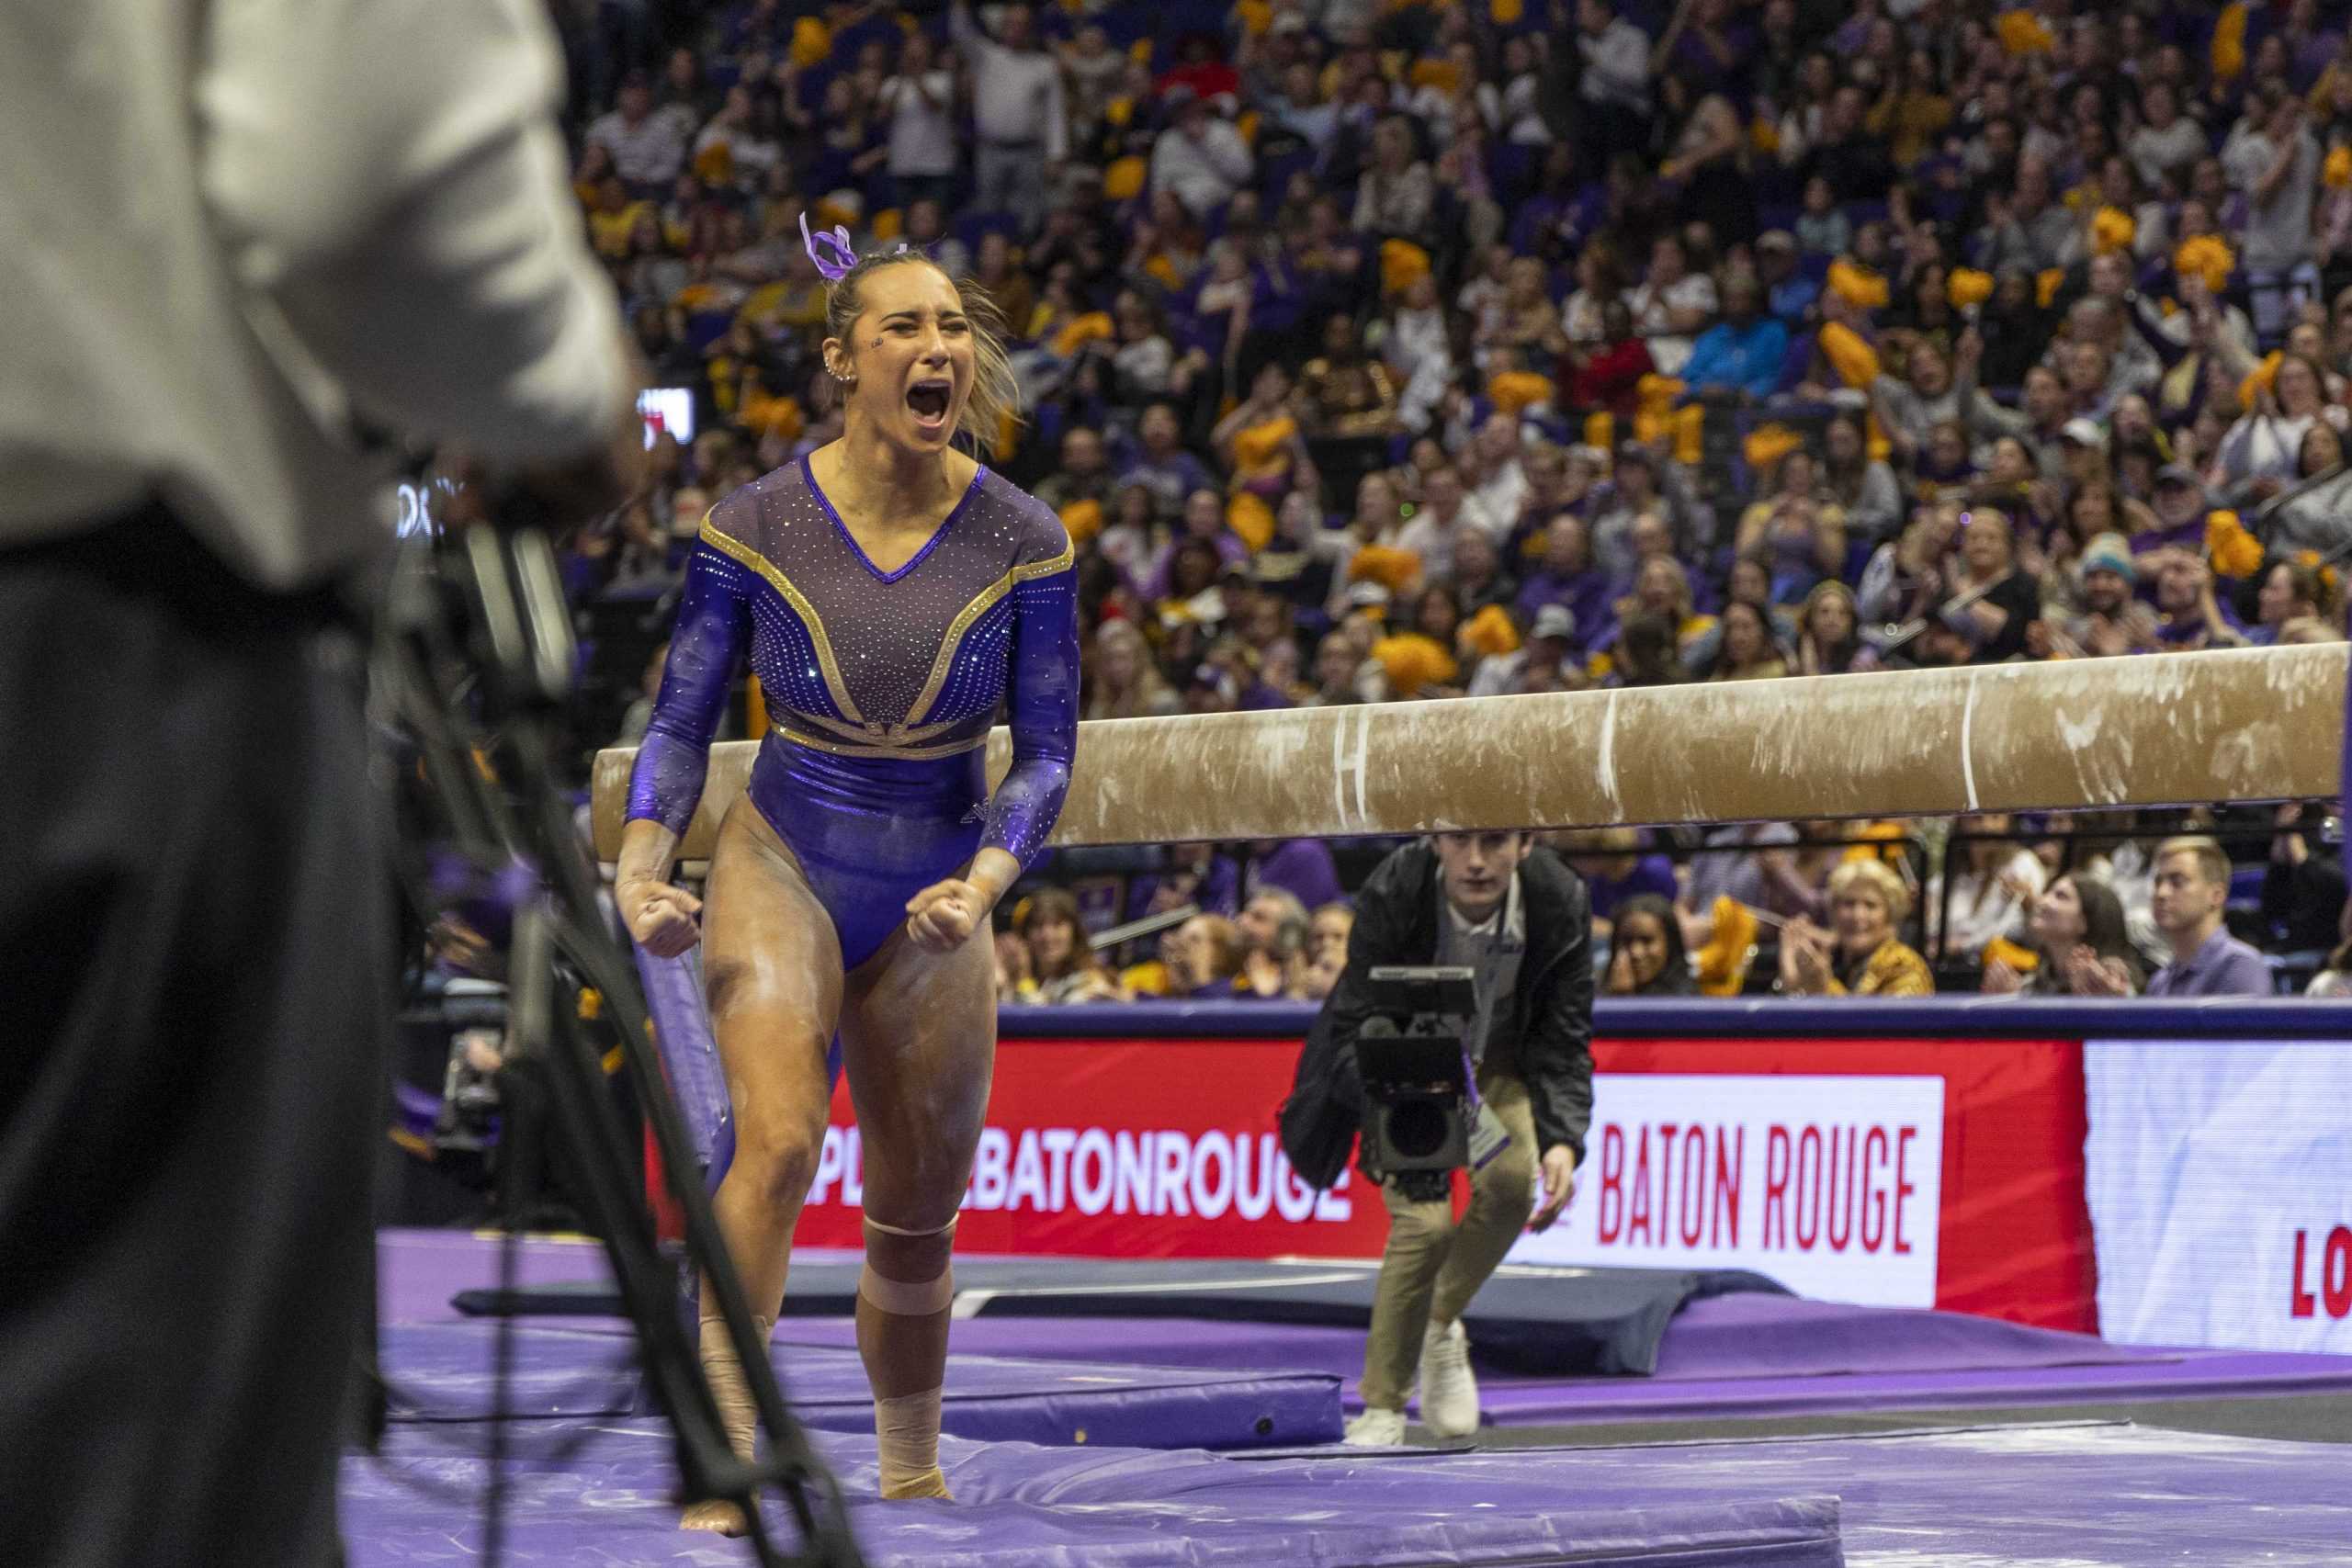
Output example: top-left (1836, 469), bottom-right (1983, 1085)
top-left (836, 903), bottom-right (998, 1501)
top-left (679, 800), bottom-right (843, 1536)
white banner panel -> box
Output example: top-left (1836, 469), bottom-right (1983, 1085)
top-left (2085, 1041), bottom-right (2352, 1352)
top-left (1508, 1074), bottom-right (1945, 1307)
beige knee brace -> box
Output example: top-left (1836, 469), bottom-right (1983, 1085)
top-left (858, 1213), bottom-right (957, 1316)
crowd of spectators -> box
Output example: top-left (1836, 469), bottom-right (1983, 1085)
top-left (547, 0), bottom-right (2352, 1004)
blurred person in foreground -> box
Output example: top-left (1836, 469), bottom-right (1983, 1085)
top-left (1293, 831), bottom-right (1594, 1446)
top-left (0, 3), bottom-right (640, 1563)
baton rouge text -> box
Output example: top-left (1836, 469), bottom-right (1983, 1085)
top-left (1590, 1119), bottom-right (1926, 1257)
top-left (810, 1124), bottom-right (1354, 1223)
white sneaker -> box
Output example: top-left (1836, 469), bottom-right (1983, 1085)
top-left (1417, 1319), bottom-right (1480, 1439)
top-left (1341, 1406), bottom-right (1408, 1447)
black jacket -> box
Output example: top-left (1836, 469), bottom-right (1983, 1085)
top-left (1282, 842), bottom-right (1596, 1185)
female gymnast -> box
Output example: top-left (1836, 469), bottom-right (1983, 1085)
top-left (616, 217), bottom-right (1078, 1532)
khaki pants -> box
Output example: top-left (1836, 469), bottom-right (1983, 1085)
top-left (1360, 1070), bottom-right (1539, 1413)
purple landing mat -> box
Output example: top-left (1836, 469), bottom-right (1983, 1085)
top-left (379, 1229), bottom-right (618, 1325)
top-left (1471, 1348), bottom-right (2352, 1427)
top-left (775, 1307), bottom-right (2352, 1428)
top-left (340, 1417), bottom-right (2352, 1567)
top-left (778, 1291), bottom-right (2160, 1380)
top-left (1463, 1424), bottom-right (2352, 1567)
top-left (1646, 1292), bottom-right (2167, 1377)
top-left (343, 1420), bottom-right (1843, 1568)
top-left (379, 1321), bottom-right (1340, 1450)
top-left (380, 1234), bottom-right (2352, 1428)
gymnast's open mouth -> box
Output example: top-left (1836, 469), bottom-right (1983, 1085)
top-left (907, 378), bottom-right (953, 427)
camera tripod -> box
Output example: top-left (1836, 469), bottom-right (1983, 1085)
top-left (378, 523), bottom-right (863, 1568)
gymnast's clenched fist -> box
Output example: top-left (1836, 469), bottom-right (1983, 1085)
top-left (904, 878), bottom-right (989, 953)
top-left (619, 877), bottom-right (703, 958)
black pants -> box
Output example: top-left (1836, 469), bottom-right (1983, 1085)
top-left (0, 508), bottom-right (386, 1566)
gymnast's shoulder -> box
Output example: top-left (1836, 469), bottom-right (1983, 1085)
top-left (696, 465), bottom-right (790, 551)
top-left (979, 466), bottom-right (1075, 578)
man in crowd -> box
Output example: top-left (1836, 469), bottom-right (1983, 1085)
top-left (2142, 838), bottom-right (2276, 997)
top-left (1681, 275), bottom-right (1790, 403)
top-left (1468, 604), bottom-right (1578, 697)
top-left (1574, 0), bottom-right (1653, 163)
top-left (588, 69), bottom-right (690, 187)
top-left (2056, 534), bottom-right (2156, 659)
top-left (1150, 85), bottom-right (1255, 219)
top-left (952, 0), bottom-right (1067, 236)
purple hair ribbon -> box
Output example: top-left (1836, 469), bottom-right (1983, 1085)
top-left (799, 211), bottom-right (858, 281)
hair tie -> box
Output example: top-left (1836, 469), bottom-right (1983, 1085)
top-left (799, 211), bottom-right (858, 281)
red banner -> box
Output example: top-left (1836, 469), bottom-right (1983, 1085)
top-left (787, 1034), bottom-right (2098, 1331)
top-left (797, 1038), bottom-right (1389, 1258)
top-left (1591, 1039), bottom-right (2097, 1332)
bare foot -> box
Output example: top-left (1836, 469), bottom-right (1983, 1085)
top-left (879, 1467), bottom-right (952, 1502)
top-left (680, 1497), bottom-right (751, 1535)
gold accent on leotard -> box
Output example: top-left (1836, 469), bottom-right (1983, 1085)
top-left (903, 541), bottom-right (1078, 728)
top-left (698, 520), bottom-right (866, 726)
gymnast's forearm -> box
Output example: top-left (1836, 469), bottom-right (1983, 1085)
top-left (978, 568), bottom-right (1080, 883)
top-left (623, 541), bottom-right (750, 839)
top-left (616, 816), bottom-right (683, 894)
top-left (978, 756), bottom-right (1071, 883)
top-left (965, 847), bottom-right (1024, 908)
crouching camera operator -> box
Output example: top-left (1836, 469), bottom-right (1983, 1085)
top-left (1281, 831), bottom-right (1594, 1445)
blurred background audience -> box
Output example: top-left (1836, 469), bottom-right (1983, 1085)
top-left (532, 0), bottom-right (2352, 1001)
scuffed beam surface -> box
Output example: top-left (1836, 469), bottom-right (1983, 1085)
top-left (592, 645), bottom-right (2346, 859)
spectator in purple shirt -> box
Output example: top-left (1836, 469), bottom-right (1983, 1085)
top-left (1514, 513), bottom-right (1615, 656)
top-left (1136, 487), bottom-right (1254, 599)
top-left (2138, 837), bottom-right (2276, 997)
top-left (1557, 827), bottom-right (1679, 940)
top-left (1129, 841), bottom-right (1241, 921)
top-left (1118, 400), bottom-right (1219, 523)
top-left (1247, 837), bottom-right (1345, 912)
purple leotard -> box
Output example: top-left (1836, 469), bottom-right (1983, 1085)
top-left (626, 457), bottom-right (1079, 967)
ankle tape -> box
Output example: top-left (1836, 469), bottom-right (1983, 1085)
top-left (873, 1386), bottom-right (944, 1488)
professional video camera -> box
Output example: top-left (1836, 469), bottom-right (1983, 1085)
top-left (1356, 966), bottom-right (1510, 1201)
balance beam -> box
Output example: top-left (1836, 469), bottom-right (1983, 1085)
top-left (591, 645), bottom-right (2346, 861)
